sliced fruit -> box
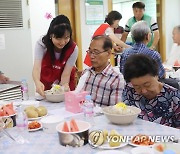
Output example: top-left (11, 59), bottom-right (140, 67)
top-left (62, 121), bottom-right (69, 132)
top-left (70, 119), bottom-right (79, 132)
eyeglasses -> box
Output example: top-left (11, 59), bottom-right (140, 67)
top-left (86, 49), bottom-right (108, 56)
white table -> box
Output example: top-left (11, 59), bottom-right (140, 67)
top-left (0, 100), bottom-right (179, 154)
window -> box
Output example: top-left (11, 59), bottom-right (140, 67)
top-left (0, 0), bottom-right (23, 29)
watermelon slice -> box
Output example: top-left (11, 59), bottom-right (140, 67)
top-left (174, 60), bottom-right (180, 66)
top-left (5, 103), bottom-right (13, 110)
top-left (2, 106), bottom-right (15, 115)
top-left (70, 119), bottom-right (79, 132)
top-left (62, 121), bottom-right (69, 132)
top-left (0, 103), bottom-right (15, 117)
top-left (0, 110), bottom-right (4, 116)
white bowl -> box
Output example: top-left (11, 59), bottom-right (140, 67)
top-left (44, 90), bottom-right (64, 103)
top-left (102, 106), bottom-right (141, 125)
top-left (41, 115), bottom-right (63, 133)
top-left (56, 120), bottom-right (91, 147)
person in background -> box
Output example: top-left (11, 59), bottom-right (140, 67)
top-left (120, 21), bottom-right (165, 79)
top-left (0, 71), bottom-right (9, 84)
top-left (114, 26), bottom-right (124, 40)
top-left (121, 2), bottom-right (159, 50)
top-left (84, 11), bottom-right (130, 67)
top-left (122, 54), bottom-right (180, 128)
top-left (77, 35), bottom-right (124, 106)
top-left (32, 15), bottom-right (78, 97)
top-left (165, 25), bottom-right (180, 67)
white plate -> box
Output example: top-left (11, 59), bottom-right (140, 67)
top-left (28, 114), bottom-right (48, 121)
top-left (131, 146), bottom-right (155, 154)
top-left (129, 142), bottom-right (154, 147)
top-left (90, 142), bottom-right (127, 150)
top-left (28, 121), bottom-right (42, 132)
top-left (96, 150), bottom-right (128, 154)
top-left (99, 142), bottom-right (127, 150)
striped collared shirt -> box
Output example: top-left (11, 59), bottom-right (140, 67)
top-left (120, 43), bottom-right (165, 78)
top-left (82, 64), bottom-right (124, 106)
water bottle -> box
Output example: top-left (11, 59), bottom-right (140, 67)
top-left (83, 95), bottom-right (94, 124)
top-left (16, 106), bottom-right (28, 144)
top-left (21, 79), bottom-right (29, 100)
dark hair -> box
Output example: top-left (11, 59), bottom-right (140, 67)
top-left (132, 2), bottom-right (145, 9)
top-left (42, 15), bottom-right (72, 62)
top-left (124, 54), bottom-right (158, 82)
top-left (114, 26), bottom-right (124, 34)
top-left (104, 11), bottom-right (122, 25)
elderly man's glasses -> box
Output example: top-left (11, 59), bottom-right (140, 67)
top-left (86, 49), bottom-right (108, 56)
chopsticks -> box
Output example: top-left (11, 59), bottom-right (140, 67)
top-left (2, 129), bottom-right (16, 142)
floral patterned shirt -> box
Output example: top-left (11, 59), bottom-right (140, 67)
top-left (122, 83), bottom-right (180, 128)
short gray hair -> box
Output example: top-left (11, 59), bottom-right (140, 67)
top-left (131, 21), bottom-right (150, 43)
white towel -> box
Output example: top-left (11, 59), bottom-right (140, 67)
top-left (75, 71), bottom-right (89, 93)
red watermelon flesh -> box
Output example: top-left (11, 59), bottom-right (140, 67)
top-left (70, 119), bottom-right (79, 132)
top-left (62, 121), bottom-right (69, 132)
top-left (174, 60), bottom-right (180, 66)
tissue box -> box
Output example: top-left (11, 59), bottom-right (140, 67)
top-left (65, 91), bottom-right (89, 113)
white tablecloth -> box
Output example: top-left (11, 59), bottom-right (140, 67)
top-left (0, 100), bottom-right (180, 154)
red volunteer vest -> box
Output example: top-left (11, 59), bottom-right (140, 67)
top-left (84, 24), bottom-right (110, 66)
top-left (40, 42), bottom-right (76, 91)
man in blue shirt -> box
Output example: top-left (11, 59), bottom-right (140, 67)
top-left (120, 21), bottom-right (165, 79)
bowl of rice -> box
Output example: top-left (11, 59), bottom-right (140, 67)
top-left (102, 102), bottom-right (141, 125)
top-left (44, 85), bottom-right (66, 103)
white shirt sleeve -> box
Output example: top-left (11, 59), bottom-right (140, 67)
top-left (104, 27), bottom-right (114, 36)
top-left (124, 20), bottom-right (130, 32)
top-left (150, 18), bottom-right (158, 31)
top-left (34, 36), bottom-right (47, 60)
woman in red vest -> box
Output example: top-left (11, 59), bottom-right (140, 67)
top-left (32, 15), bottom-right (78, 96)
top-left (84, 11), bottom-right (130, 66)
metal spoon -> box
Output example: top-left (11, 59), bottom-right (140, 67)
top-left (1, 122), bottom-right (17, 142)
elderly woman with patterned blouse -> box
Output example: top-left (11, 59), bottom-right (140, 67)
top-left (122, 54), bottom-right (180, 128)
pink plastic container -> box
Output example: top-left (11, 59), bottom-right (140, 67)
top-left (65, 91), bottom-right (89, 113)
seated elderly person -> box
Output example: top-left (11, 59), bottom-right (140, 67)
top-left (120, 20), bottom-right (165, 79)
top-left (76, 35), bottom-right (124, 106)
top-left (122, 54), bottom-right (180, 128)
top-left (0, 71), bottom-right (9, 84)
top-left (165, 25), bottom-right (180, 68)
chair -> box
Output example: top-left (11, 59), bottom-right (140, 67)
top-left (159, 78), bottom-right (180, 90)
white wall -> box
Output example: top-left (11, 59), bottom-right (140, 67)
top-left (0, 0), bottom-right (55, 96)
top-left (29, 0), bottom-right (55, 59)
top-left (0, 0), bottom-right (33, 95)
top-left (165, 0), bottom-right (180, 57)
top-left (80, 0), bottom-right (109, 69)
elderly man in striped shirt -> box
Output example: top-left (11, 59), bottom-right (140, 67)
top-left (78, 35), bottom-right (124, 106)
